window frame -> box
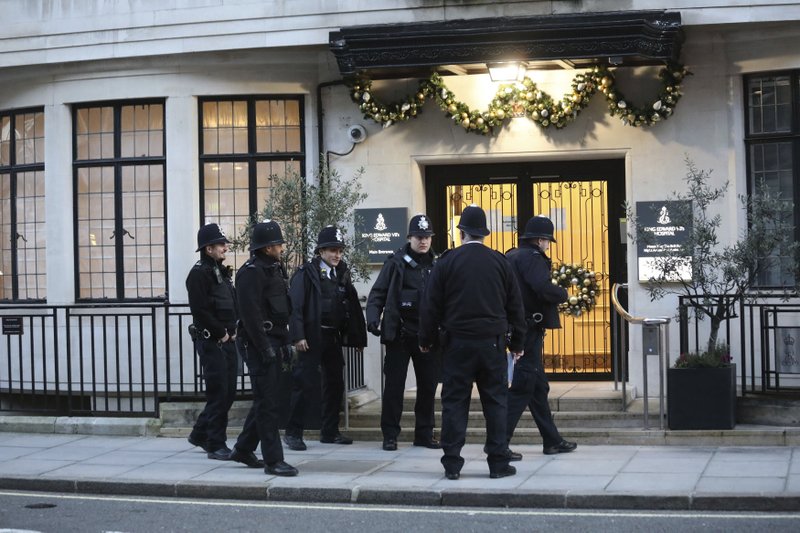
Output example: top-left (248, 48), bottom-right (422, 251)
top-left (197, 95), bottom-right (306, 247)
top-left (71, 98), bottom-right (168, 302)
top-left (743, 71), bottom-right (800, 289)
top-left (0, 106), bottom-right (46, 302)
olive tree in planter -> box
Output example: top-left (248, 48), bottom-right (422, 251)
top-left (230, 160), bottom-right (370, 281)
top-left (629, 158), bottom-right (799, 429)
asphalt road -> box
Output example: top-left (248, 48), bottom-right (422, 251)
top-left (0, 491), bottom-right (799, 532)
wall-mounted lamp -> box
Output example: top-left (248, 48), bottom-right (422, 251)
top-left (487, 62), bottom-right (526, 82)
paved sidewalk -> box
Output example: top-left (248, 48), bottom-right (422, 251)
top-left (1, 432), bottom-right (799, 511)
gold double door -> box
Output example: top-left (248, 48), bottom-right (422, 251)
top-left (425, 160), bottom-right (626, 380)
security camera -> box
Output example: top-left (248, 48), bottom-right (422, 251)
top-left (347, 124), bottom-right (367, 144)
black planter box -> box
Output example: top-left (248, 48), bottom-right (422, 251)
top-left (667, 364), bottom-right (736, 430)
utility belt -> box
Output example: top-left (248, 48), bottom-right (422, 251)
top-left (236, 319), bottom-right (288, 338)
top-left (188, 323), bottom-right (235, 345)
top-left (188, 323), bottom-right (211, 341)
top-left (525, 312), bottom-right (544, 328)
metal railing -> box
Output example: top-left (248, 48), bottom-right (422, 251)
top-left (611, 283), bottom-right (669, 429)
top-left (678, 294), bottom-right (800, 396)
top-left (1, 302), bottom-right (367, 417)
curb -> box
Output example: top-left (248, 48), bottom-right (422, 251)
top-left (1, 476), bottom-right (798, 512)
top-left (0, 416), bottom-right (162, 437)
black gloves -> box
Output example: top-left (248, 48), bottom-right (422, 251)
top-left (367, 321), bottom-right (381, 336)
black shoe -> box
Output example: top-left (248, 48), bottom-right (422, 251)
top-left (489, 465), bottom-right (517, 479)
top-left (445, 471), bottom-right (460, 480)
top-left (382, 438), bottom-right (397, 451)
top-left (283, 435), bottom-right (307, 451)
top-left (207, 447), bottom-right (232, 461)
top-left (188, 435), bottom-right (208, 452)
top-left (230, 447), bottom-right (265, 468)
top-left (505, 448), bottom-right (523, 462)
top-left (543, 440), bottom-right (577, 455)
top-left (413, 438), bottom-right (441, 449)
top-left (266, 461), bottom-right (298, 477)
top-left (320, 433), bottom-right (353, 445)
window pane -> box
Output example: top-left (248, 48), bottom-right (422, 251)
top-left (204, 161), bottom-right (251, 269)
top-left (750, 141), bottom-right (796, 287)
top-left (0, 109), bottom-right (46, 301)
top-left (0, 173), bottom-right (10, 300)
top-left (200, 97), bottom-right (304, 269)
top-left (77, 166), bottom-right (116, 299)
top-left (75, 101), bottom-right (166, 300)
top-left (0, 115), bottom-right (10, 165)
top-left (748, 76), bottom-right (791, 135)
top-left (121, 104), bottom-right (164, 158)
top-left (121, 164), bottom-right (166, 298)
top-left (15, 170), bottom-right (46, 299)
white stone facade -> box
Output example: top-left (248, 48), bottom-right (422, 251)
top-left (2, 1), bottom-right (800, 399)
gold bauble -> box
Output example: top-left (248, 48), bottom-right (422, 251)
top-left (447, 104), bottom-right (457, 114)
top-left (461, 119), bottom-right (471, 128)
top-left (568, 296), bottom-right (579, 306)
top-left (583, 279), bottom-right (592, 287)
top-left (582, 288), bottom-right (589, 294)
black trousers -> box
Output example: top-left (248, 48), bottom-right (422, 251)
top-left (440, 336), bottom-right (509, 475)
top-left (506, 328), bottom-right (562, 448)
top-left (190, 339), bottom-right (238, 451)
top-left (235, 337), bottom-right (284, 464)
top-left (381, 335), bottom-right (440, 441)
top-left (286, 329), bottom-right (344, 439)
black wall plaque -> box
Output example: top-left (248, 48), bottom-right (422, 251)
top-left (2, 316), bottom-right (24, 335)
top-left (356, 208), bottom-right (408, 264)
top-left (636, 200), bottom-right (692, 282)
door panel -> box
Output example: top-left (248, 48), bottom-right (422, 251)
top-left (533, 180), bottom-right (611, 375)
top-left (426, 160), bottom-right (625, 380)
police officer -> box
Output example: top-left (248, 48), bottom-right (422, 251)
top-left (229, 220), bottom-right (298, 476)
top-left (367, 214), bottom-right (441, 451)
top-left (505, 216), bottom-right (577, 460)
top-left (283, 225), bottom-right (367, 450)
top-left (419, 205), bottom-right (526, 480)
top-left (186, 223), bottom-right (238, 461)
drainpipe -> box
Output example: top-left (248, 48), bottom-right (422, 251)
top-left (316, 80), bottom-right (346, 187)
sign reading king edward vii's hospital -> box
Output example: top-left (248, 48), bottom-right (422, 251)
top-left (355, 208), bottom-right (408, 264)
top-left (636, 201), bottom-right (692, 282)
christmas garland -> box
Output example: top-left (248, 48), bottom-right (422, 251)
top-left (348, 63), bottom-right (689, 135)
top-left (551, 263), bottom-right (601, 317)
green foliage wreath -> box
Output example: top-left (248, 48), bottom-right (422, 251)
top-left (348, 63), bottom-right (689, 135)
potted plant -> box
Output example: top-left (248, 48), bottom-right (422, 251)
top-left (629, 157), bottom-right (800, 430)
top-left (668, 343), bottom-right (736, 429)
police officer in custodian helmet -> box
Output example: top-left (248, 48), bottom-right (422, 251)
top-left (505, 215), bottom-right (577, 460)
top-left (283, 226), bottom-right (367, 451)
top-left (186, 223), bottom-right (238, 461)
top-left (366, 214), bottom-right (441, 451)
top-left (229, 220), bottom-right (298, 476)
top-left (419, 205), bottom-right (526, 480)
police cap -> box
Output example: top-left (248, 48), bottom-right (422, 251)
top-left (196, 223), bottom-right (230, 251)
top-left (249, 220), bottom-right (285, 251)
top-left (456, 205), bottom-right (490, 237)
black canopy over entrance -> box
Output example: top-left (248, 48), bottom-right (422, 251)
top-left (330, 10), bottom-right (683, 79)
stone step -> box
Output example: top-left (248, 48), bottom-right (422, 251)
top-left (345, 410), bottom-right (655, 429)
top-left (159, 423), bottom-right (800, 447)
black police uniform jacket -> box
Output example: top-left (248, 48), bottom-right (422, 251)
top-left (186, 253), bottom-right (237, 340)
top-left (419, 243), bottom-right (526, 352)
top-left (506, 242), bottom-right (568, 329)
top-left (236, 253), bottom-right (291, 359)
top-left (366, 244), bottom-right (436, 344)
top-left (288, 256), bottom-right (367, 349)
